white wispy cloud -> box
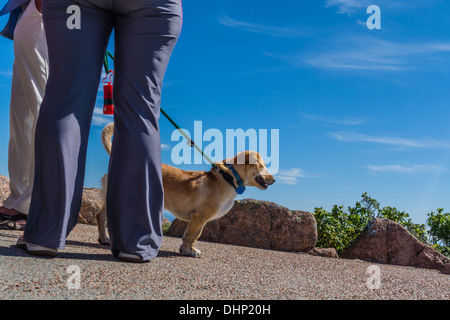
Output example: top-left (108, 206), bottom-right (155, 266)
top-left (276, 168), bottom-right (326, 184)
top-left (299, 112), bottom-right (366, 126)
top-left (0, 70), bottom-right (13, 77)
top-left (325, 0), bottom-right (439, 15)
top-left (218, 14), bottom-right (307, 38)
top-left (365, 164), bottom-right (445, 174)
top-left (93, 107), bottom-right (105, 115)
top-left (91, 107), bottom-right (112, 127)
top-left (275, 176), bottom-right (298, 185)
top-left (328, 132), bottom-right (450, 149)
top-left (325, 0), bottom-right (370, 15)
top-left (91, 115), bottom-right (112, 127)
top-left (276, 168), bottom-right (306, 185)
top-left (266, 37), bottom-right (450, 71)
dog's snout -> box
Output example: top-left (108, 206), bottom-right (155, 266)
top-left (264, 174), bottom-right (275, 185)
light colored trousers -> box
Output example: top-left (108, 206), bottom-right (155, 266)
top-left (23, 0), bottom-right (182, 261)
top-left (3, 0), bottom-right (48, 214)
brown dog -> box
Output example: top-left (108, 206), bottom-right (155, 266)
top-left (96, 123), bottom-right (275, 257)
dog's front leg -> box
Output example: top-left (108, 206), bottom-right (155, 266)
top-left (96, 174), bottom-right (110, 245)
top-left (189, 224), bottom-right (206, 256)
top-left (180, 214), bottom-right (208, 258)
top-left (95, 204), bottom-right (110, 245)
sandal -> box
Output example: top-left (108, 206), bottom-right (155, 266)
top-left (0, 212), bottom-right (9, 230)
top-left (0, 212), bottom-right (27, 230)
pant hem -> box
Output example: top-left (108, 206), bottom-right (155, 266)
top-left (23, 233), bottom-right (65, 250)
top-left (2, 197), bottom-right (31, 214)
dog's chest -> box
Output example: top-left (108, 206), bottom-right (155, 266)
top-left (210, 197), bottom-right (235, 221)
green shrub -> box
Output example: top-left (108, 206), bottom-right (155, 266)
top-left (426, 209), bottom-right (450, 256)
top-left (313, 193), bottom-right (448, 257)
top-left (162, 220), bottom-right (171, 234)
top-left (314, 193), bottom-right (375, 254)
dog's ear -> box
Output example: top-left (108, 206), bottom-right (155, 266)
top-left (245, 152), bottom-right (251, 164)
top-left (222, 155), bottom-right (236, 165)
top-left (244, 151), bottom-right (260, 165)
top-left (221, 151), bottom-right (260, 166)
top-left (223, 151), bottom-right (248, 165)
top-left (213, 161), bottom-right (226, 172)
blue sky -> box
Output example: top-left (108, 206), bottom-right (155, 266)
top-left (1, 0), bottom-right (450, 224)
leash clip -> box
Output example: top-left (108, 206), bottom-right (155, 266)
top-left (103, 70), bottom-right (114, 85)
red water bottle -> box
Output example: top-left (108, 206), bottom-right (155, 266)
top-left (103, 70), bottom-right (114, 115)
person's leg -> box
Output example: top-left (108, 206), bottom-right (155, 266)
top-left (106, 0), bottom-right (182, 260)
top-left (1, 0), bottom-right (48, 226)
top-left (23, 0), bottom-right (113, 249)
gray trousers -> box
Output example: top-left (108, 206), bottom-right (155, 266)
top-left (23, 0), bottom-right (182, 261)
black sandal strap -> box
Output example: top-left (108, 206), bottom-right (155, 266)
top-left (9, 213), bottom-right (27, 222)
top-left (0, 212), bottom-right (11, 223)
top-left (0, 212), bottom-right (11, 220)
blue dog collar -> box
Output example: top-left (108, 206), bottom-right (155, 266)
top-left (225, 164), bottom-right (246, 194)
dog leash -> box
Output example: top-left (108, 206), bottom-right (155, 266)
top-left (102, 51), bottom-right (245, 194)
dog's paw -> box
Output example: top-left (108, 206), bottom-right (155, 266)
top-left (191, 248), bottom-right (202, 257)
top-left (98, 237), bottom-right (111, 246)
top-left (179, 246), bottom-right (202, 258)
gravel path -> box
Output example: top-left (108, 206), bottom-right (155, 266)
top-left (0, 224), bottom-right (448, 300)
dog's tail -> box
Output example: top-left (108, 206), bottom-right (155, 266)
top-left (101, 122), bottom-right (114, 156)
